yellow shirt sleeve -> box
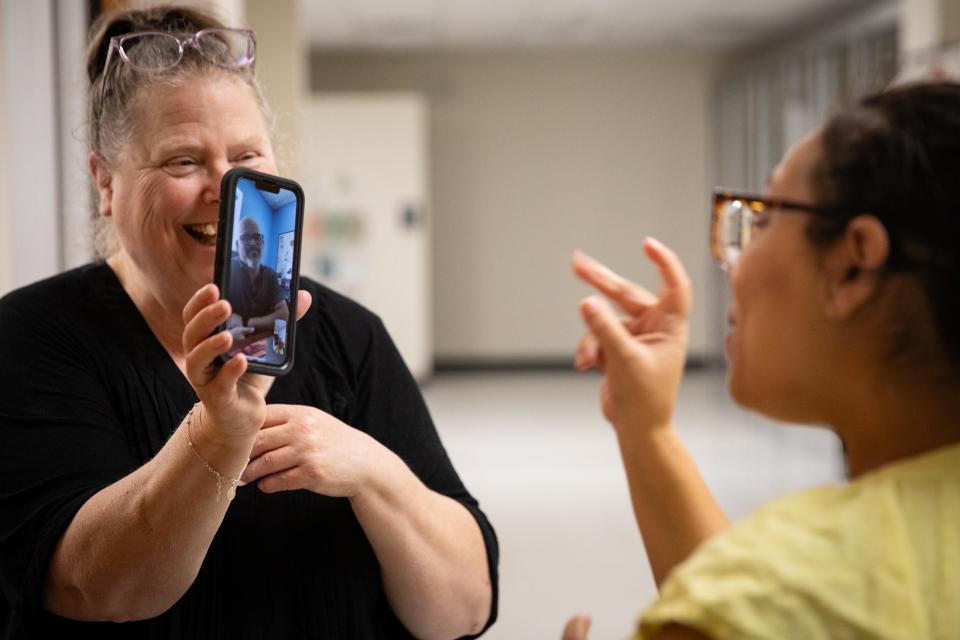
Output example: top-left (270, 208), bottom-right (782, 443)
top-left (636, 481), bottom-right (930, 640)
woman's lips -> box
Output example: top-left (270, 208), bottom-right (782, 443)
top-left (183, 223), bottom-right (218, 246)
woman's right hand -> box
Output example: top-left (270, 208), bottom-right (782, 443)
top-left (181, 284), bottom-right (265, 439)
top-left (571, 238), bottom-right (692, 434)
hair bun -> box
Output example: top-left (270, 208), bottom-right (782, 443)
top-left (86, 16), bottom-right (135, 83)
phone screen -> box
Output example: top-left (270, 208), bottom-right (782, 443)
top-left (218, 172), bottom-right (302, 371)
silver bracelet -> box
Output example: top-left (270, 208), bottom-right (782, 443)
top-left (185, 404), bottom-right (249, 502)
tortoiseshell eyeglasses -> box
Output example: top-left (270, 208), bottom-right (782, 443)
top-left (711, 189), bottom-right (833, 270)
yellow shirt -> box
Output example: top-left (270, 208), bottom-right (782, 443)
top-left (636, 443), bottom-right (960, 640)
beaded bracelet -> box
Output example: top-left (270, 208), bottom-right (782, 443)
top-left (185, 404), bottom-right (249, 502)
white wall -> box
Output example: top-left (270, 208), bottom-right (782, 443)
top-left (0, 0), bottom-right (8, 296)
top-left (57, 0), bottom-right (93, 270)
top-left (300, 95), bottom-right (432, 379)
top-left (245, 0), bottom-right (304, 178)
top-left (901, 0), bottom-right (960, 50)
top-left (310, 51), bottom-right (717, 362)
top-left (1, 0), bottom-right (60, 292)
top-left (0, 1), bottom-right (90, 295)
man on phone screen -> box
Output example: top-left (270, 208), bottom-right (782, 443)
top-left (225, 217), bottom-right (289, 357)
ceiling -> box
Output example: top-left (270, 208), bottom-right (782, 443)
top-left (298, 0), bottom-right (878, 52)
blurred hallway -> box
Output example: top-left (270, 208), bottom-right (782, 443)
top-left (425, 368), bottom-right (845, 639)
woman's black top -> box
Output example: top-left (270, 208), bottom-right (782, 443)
top-left (0, 263), bottom-right (498, 639)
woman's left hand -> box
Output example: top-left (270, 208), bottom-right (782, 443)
top-left (240, 403), bottom-right (388, 497)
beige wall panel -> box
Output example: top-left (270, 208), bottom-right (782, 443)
top-left (311, 52), bottom-right (715, 361)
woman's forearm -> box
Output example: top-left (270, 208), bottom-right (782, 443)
top-left (350, 453), bottom-right (491, 640)
top-left (42, 419), bottom-right (256, 622)
top-left (617, 425), bottom-right (729, 587)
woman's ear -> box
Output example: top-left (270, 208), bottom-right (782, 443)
top-left (88, 151), bottom-right (113, 217)
top-left (822, 214), bottom-right (890, 320)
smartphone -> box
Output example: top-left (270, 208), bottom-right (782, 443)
top-left (213, 168), bottom-right (304, 376)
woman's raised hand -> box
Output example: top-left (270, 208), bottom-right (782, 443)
top-left (571, 238), bottom-right (692, 434)
top-left (181, 285), bottom-right (313, 439)
top-left (182, 284), bottom-right (264, 437)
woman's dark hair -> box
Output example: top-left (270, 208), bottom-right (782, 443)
top-left (809, 81), bottom-right (960, 369)
top-left (85, 5), bottom-right (270, 257)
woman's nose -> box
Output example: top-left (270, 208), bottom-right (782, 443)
top-left (203, 160), bottom-right (232, 204)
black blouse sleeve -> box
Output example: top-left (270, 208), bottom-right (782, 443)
top-left (0, 283), bottom-right (137, 635)
top-left (344, 311), bottom-right (500, 637)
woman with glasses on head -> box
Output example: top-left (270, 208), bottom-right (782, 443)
top-left (564, 81), bottom-right (960, 640)
top-left (0, 6), bottom-right (496, 639)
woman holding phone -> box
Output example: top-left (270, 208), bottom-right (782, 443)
top-left (566, 81), bottom-right (960, 639)
top-left (0, 6), bottom-right (496, 639)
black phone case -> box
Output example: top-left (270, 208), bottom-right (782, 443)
top-left (213, 167), bottom-right (305, 376)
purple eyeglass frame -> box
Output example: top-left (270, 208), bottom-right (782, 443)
top-left (102, 27), bottom-right (256, 74)
top-left (95, 27), bottom-right (256, 151)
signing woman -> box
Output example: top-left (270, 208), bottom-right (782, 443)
top-left (567, 81), bottom-right (960, 639)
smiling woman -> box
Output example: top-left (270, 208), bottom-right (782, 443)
top-left (92, 75), bottom-right (275, 326)
top-left (0, 5), bottom-right (497, 639)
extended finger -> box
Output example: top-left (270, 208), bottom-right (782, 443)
top-left (182, 284), bottom-right (220, 325)
top-left (644, 237), bottom-right (693, 315)
top-left (183, 300), bottom-right (232, 353)
top-left (242, 444), bottom-right (298, 484)
top-left (562, 614), bottom-right (592, 640)
top-left (579, 296), bottom-right (633, 364)
top-left (187, 330), bottom-right (232, 369)
top-left (572, 251), bottom-right (657, 316)
top-left (184, 332), bottom-right (232, 385)
top-left (577, 305), bottom-right (651, 369)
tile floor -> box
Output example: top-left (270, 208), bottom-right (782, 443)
top-left (422, 368), bottom-right (846, 639)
